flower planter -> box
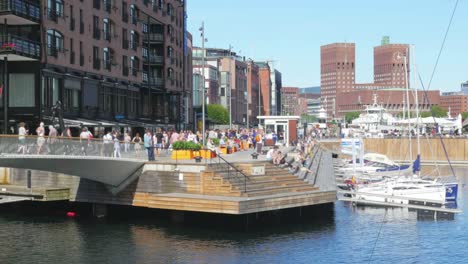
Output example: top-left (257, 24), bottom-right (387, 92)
top-left (200, 149), bottom-right (216, 159)
top-left (171, 150), bottom-right (194, 160)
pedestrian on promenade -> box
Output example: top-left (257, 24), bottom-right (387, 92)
top-left (132, 133), bottom-right (142, 157)
top-left (124, 131), bottom-right (131, 152)
top-left (114, 133), bottom-right (122, 158)
top-left (79, 127), bottom-right (91, 156)
top-left (144, 130), bottom-right (154, 161)
top-left (18, 122), bottom-right (27, 154)
top-left (103, 131), bottom-right (113, 157)
top-left (36, 122), bottom-right (45, 154)
top-left (47, 125), bottom-right (58, 154)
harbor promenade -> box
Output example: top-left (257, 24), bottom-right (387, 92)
top-left (0, 136), bottom-right (336, 215)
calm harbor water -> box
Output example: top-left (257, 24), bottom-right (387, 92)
top-left (0, 167), bottom-right (466, 264)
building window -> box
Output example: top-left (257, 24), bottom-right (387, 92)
top-left (104, 0), bottom-right (112, 13)
top-left (79, 9), bottom-right (84, 34)
top-left (70, 38), bottom-right (75, 64)
top-left (130, 30), bottom-right (139, 50)
top-left (131, 56), bottom-right (139, 76)
top-left (42, 76), bottom-right (60, 109)
top-left (46, 29), bottom-right (63, 57)
top-left (122, 28), bottom-right (128, 49)
top-left (93, 0), bottom-right (100, 10)
top-left (93, 46), bottom-right (100, 70)
top-left (103, 18), bottom-right (111, 41)
top-left (128, 91), bottom-right (138, 115)
top-left (122, 1), bottom-right (128, 22)
top-left (122, 55), bottom-right (128, 76)
top-left (99, 86), bottom-right (112, 112)
top-left (93, 16), bottom-right (100, 40)
top-left (103, 48), bottom-right (110, 70)
top-left (47, 0), bottom-right (63, 22)
top-left (167, 68), bottom-right (173, 79)
top-left (69, 5), bottom-right (75, 31)
top-left (130, 4), bottom-right (138, 25)
top-left (167, 46), bottom-right (173, 58)
top-left (114, 89), bottom-right (126, 114)
top-left (79, 41), bottom-right (84, 66)
top-left (10, 74), bottom-right (35, 107)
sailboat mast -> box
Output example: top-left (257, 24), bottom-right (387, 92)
top-left (411, 45), bottom-right (421, 176)
top-left (403, 52), bottom-right (412, 161)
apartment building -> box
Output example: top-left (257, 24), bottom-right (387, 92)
top-left (0, 0), bottom-right (189, 132)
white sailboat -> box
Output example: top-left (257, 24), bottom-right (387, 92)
top-left (347, 46), bottom-right (459, 205)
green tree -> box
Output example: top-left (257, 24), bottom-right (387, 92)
top-left (345, 112), bottom-right (361, 123)
top-left (301, 114), bottom-right (317, 123)
top-left (420, 105), bottom-right (448, 118)
top-left (207, 104), bottom-right (229, 124)
top-left (461, 112), bottom-right (468, 120)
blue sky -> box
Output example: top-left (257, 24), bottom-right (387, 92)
top-left (187, 0), bottom-right (466, 92)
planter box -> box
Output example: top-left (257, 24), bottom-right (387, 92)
top-left (200, 149), bottom-right (216, 159)
top-left (171, 150), bottom-right (194, 160)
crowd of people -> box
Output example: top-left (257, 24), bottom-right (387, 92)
top-left (14, 121), bottom-right (326, 164)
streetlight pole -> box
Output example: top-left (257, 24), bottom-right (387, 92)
top-left (199, 22), bottom-right (206, 146)
top-left (228, 45), bottom-right (232, 130)
top-left (245, 91), bottom-right (249, 128)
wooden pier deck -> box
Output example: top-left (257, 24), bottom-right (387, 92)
top-left (0, 148), bottom-right (337, 215)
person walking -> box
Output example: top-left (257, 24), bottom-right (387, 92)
top-left (47, 125), bottom-right (58, 154)
top-left (124, 131), bottom-right (131, 152)
top-left (144, 130), bottom-right (154, 161)
top-left (18, 122), bottom-right (28, 154)
top-left (113, 133), bottom-right (122, 158)
top-left (103, 131), bottom-right (113, 157)
top-left (256, 131), bottom-right (263, 154)
top-left (79, 127), bottom-right (91, 156)
top-left (132, 133), bottom-right (142, 157)
top-left (36, 122), bottom-right (45, 154)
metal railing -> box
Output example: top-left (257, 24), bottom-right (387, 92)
top-left (143, 33), bottom-right (164, 42)
top-left (203, 148), bottom-right (250, 193)
top-left (0, 34), bottom-right (40, 59)
top-left (143, 54), bottom-right (163, 64)
top-left (0, 0), bottom-right (41, 22)
top-left (0, 135), bottom-right (147, 160)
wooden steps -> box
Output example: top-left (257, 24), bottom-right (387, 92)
top-left (204, 162), bottom-right (319, 197)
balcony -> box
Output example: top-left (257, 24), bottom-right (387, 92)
top-left (143, 33), bottom-right (164, 43)
top-left (0, 34), bottom-right (40, 60)
top-left (142, 74), bottom-right (164, 89)
top-left (0, 0), bottom-right (40, 24)
top-left (143, 54), bottom-right (163, 65)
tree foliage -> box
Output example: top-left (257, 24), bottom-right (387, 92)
top-left (461, 112), bottom-right (468, 120)
top-left (301, 114), bottom-right (317, 123)
top-left (207, 104), bottom-right (229, 124)
top-left (345, 112), bottom-right (361, 123)
top-left (420, 105), bottom-right (448, 118)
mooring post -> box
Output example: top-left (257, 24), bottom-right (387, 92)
top-left (27, 170), bottom-right (31, 190)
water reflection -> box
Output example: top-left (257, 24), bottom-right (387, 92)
top-left (0, 167), bottom-right (466, 264)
